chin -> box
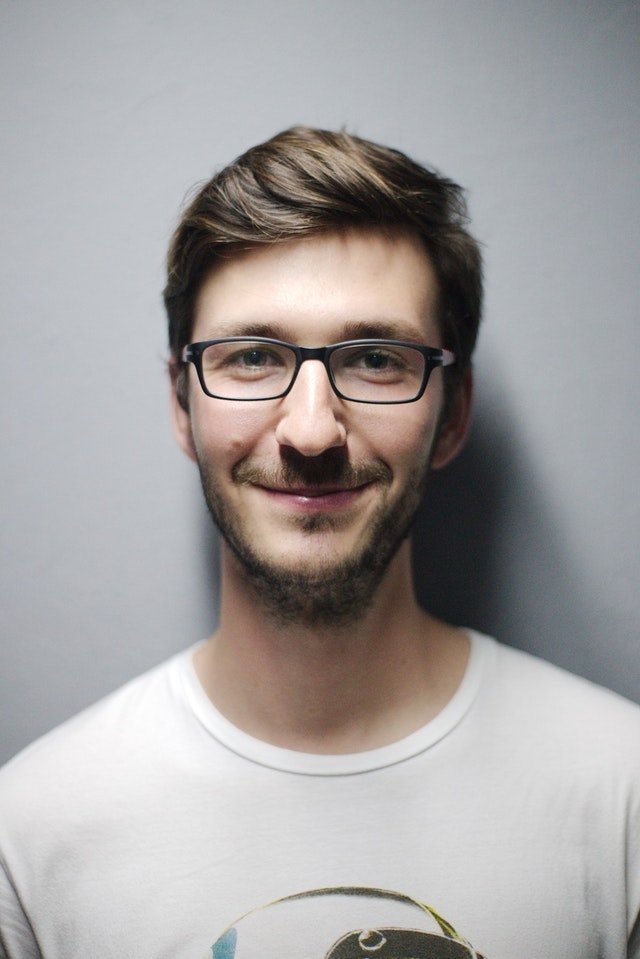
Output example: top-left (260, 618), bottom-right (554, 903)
top-left (236, 531), bottom-right (361, 579)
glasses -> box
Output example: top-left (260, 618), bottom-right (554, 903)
top-left (181, 337), bottom-right (455, 405)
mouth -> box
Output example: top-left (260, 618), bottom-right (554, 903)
top-left (256, 482), bottom-right (374, 511)
top-left (233, 455), bottom-right (392, 516)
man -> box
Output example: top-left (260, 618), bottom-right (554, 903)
top-left (0, 127), bottom-right (638, 959)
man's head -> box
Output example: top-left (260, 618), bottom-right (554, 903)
top-left (165, 129), bottom-right (482, 626)
top-left (165, 126), bottom-right (482, 414)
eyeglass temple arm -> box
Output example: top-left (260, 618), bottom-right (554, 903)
top-left (438, 348), bottom-right (456, 367)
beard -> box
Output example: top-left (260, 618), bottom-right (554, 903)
top-left (196, 445), bottom-right (431, 628)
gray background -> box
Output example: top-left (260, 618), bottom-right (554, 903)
top-left (1, 0), bottom-right (638, 766)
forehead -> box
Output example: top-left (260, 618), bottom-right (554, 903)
top-left (192, 228), bottom-right (441, 345)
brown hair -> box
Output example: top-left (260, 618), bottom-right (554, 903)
top-left (164, 126), bottom-right (482, 407)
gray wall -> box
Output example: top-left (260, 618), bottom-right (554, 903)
top-left (1, 0), bottom-right (639, 765)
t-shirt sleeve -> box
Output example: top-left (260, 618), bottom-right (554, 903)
top-left (630, 850), bottom-right (640, 959)
top-left (629, 917), bottom-right (640, 959)
top-left (0, 861), bottom-right (41, 959)
top-left (627, 723), bottom-right (640, 958)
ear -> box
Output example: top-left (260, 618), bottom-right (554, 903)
top-left (168, 360), bottom-right (198, 463)
top-left (430, 368), bottom-right (473, 471)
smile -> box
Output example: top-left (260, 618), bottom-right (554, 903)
top-left (256, 483), bottom-right (372, 511)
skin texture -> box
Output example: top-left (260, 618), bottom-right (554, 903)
top-left (171, 228), bottom-right (473, 753)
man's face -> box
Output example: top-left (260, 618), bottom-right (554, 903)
top-left (172, 229), bottom-right (469, 624)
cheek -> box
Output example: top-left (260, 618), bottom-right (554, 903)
top-left (359, 405), bottom-right (437, 466)
top-left (190, 401), bottom-right (274, 464)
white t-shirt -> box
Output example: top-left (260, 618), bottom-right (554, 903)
top-left (0, 632), bottom-right (638, 959)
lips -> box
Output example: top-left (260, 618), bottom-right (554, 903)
top-left (262, 483), bottom-right (367, 497)
top-left (233, 457), bottom-right (391, 514)
top-left (257, 482), bottom-right (372, 512)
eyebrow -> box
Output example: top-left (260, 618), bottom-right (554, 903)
top-left (203, 321), bottom-right (291, 340)
top-left (341, 319), bottom-right (427, 344)
top-left (200, 318), bottom-right (430, 345)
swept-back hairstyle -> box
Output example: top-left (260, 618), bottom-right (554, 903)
top-left (165, 126), bottom-right (482, 408)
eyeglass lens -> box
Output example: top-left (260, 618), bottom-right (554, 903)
top-left (198, 340), bottom-right (427, 402)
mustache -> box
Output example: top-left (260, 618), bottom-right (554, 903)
top-left (233, 448), bottom-right (391, 489)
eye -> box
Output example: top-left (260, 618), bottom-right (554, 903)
top-left (358, 349), bottom-right (400, 370)
top-left (226, 347), bottom-right (284, 369)
top-left (339, 346), bottom-right (409, 377)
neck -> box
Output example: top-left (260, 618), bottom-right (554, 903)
top-left (193, 541), bottom-right (469, 753)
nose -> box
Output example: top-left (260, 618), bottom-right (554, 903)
top-left (274, 360), bottom-right (347, 456)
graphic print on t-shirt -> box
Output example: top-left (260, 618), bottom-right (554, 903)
top-left (210, 886), bottom-right (486, 958)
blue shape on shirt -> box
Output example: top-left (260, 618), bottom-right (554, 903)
top-left (211, 927), bottom-right (237, 959)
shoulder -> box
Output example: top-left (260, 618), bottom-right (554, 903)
top-left (475, 633), bottom-right (640, 776)
top-left (0, 647), bottom-right (193, 829)
top-left (489, 636), bottom-right (640, 722)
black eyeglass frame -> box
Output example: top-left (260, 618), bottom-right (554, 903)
top-left (181, 337), bottom-right (456, 405)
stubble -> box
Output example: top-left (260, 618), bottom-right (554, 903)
top-left (196, 447), bottom-right (430, 628)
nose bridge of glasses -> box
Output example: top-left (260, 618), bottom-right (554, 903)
top-left (298, 346), bottom-right (329, 362)
top-left (290, 345), bottom-right (337, 395)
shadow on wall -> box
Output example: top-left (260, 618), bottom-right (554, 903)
top-left (413, 393), bottom-right (636, 701)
